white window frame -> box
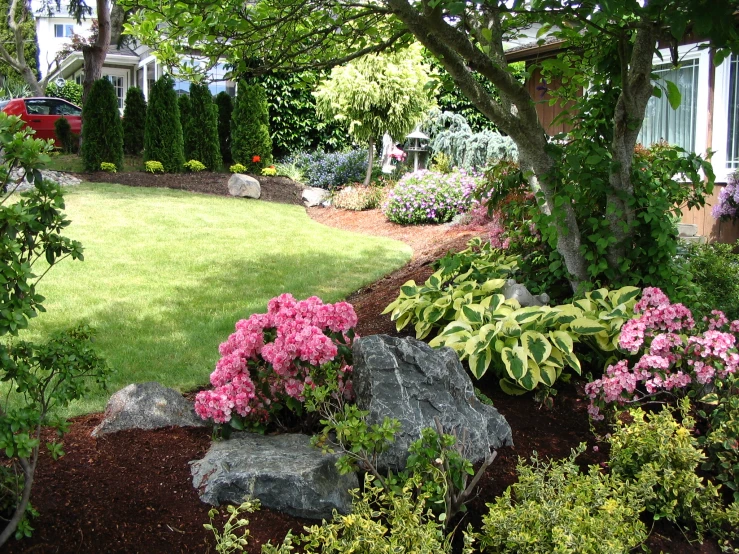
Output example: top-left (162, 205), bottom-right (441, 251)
top-left (102, 68), bottom-right (129, 114)
top-left (712, 53), bottom-right (738, 183)
top-left (54, 23), bottom-right (74, 38)
top-left (642, 44), bottom-right (710, 160)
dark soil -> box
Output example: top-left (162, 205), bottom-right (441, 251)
top-left (3, 174), bottom-right (724, 553)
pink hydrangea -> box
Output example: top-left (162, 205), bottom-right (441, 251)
top-left (195, 294), bottom-right (358, 425)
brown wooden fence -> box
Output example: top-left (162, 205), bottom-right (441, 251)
top-left (681, 183), bottom-right (739, 244)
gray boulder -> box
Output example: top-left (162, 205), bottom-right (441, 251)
top-left (302, 186), bottom-right (330, 207)
top-left (228, 174), bottom-right (261, 198)
top-left (191, 433), bottom-right (357, 519)
top-left (91, 382), bottom-right (207, 437)
top-left (353, 335), bottom-right (512, 471)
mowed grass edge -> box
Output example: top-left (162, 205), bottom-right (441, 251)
top-left (14, 183), bottom-right (412, 416)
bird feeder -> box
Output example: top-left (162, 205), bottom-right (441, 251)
top-left (405, 129), bottom-right (430, 172)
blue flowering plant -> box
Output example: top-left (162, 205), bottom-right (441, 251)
top-left (286, 149), bottom-right (368, 190)
top-left (383, 168), bottom-right (483, 225)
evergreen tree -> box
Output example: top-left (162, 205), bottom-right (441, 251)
top-left (189, 82), bottom-right (222, 170)
top-left (81, 78), bottom-right (123, 171)
top-left (215, 91), bottom-right (233, 163)
top-left (144, 75), bottom-right (185, 173)
top-left (178, 94), bottom-right (195, 160)
top-left (122, 86), bottom-right (147, 156)
top-left (231, 81), bottom-right (272, 173)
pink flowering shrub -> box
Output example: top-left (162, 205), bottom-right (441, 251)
top-left (585, 287), bottom-right (739, 420)
top-left (195, 294), bottom-right (357, 427)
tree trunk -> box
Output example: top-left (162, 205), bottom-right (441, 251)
top-left (81, 0), bottom-right (112, 104)
top-left (0, 456), bottom-right (35, 547)
top-left (364, 137), bottom-right (375, 186)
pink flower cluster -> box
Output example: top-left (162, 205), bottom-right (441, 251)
top-left (585, 288), bottom-right (739, 420)
top-left (195, 294), bottom-right (358, 424)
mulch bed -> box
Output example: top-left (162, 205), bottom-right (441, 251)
top-left (3, 174), bottom-right (724, 553)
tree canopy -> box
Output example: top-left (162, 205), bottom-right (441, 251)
top-left (123, 0), bottom-right (739, 292)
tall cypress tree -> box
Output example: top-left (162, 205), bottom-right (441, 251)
top-left (81, 78), bottom-right (123, 171)
top-left (122, 86), bottom-right (147, 156)
top-left (215, 91), bottom-right (233, 164)
top-left (144, 75), bottom-right (185, 173)
top-left (178, 94), bottom-right (195, 160)
top-left (188, 82), bottom-right (222, 170)
top-left (231, 81), bottom-right (273, 173)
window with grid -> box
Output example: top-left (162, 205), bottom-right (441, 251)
top-left (638, 58), bottom-right (700, 153)
top-left (105, 75), bottom-right (124, 109)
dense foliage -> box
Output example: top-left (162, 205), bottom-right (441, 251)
top-left (188, 82), bottom-right (222, 170)
top-left (287, 149), bottom-right (367, 190)
top-left (144, 75), bottom-right (185, 173)
top-left (46, 80), bottom-right (83, 106)
top-left (80, 78), bottom-right (124, 172)
top-left (178, 94), bottom-right (194, 160)
top-left (122, 87), bottom-right (147, 156)
top-left (383, 169), bottom-right (482, 224)
top-left (215, 92), bottom-right (233, 163)
top-left (683, 241), bottom-right (739, 322)
top-left (53, 116), bottom-right (76, 154)
top-left (231, 81), bottom-right (273, 173)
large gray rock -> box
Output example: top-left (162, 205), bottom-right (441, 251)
top-left (191, 433), bottom-right (357, 519)
top-left (301, 186), bottom-right (330, 207)
top-left (228, 174), bottom-right (261, 198)
top-left (91, 382), bottom-right (207, 437)
top-left (353, 335), bottom-right (513, 471)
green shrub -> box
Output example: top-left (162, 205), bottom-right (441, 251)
top-left (229, 163), bottom-right (246, 173)
top-left (54, 116), bottom-right (76, 153)
top-left (145, 160), bottom-right (164, 173)
top-left (231, 81), bottom-right (273, 173)
top-left (261, 166), bottom-right (276, 176)
top-left (188, 82), bottom-right (222, 171)
top-left (178, 94), bottom-right (194, 160)
top-left (122, 87), bottom-right (147, 156)
top-left (609, 402), bottom-right (722, 537)
top-left (274, 161), bottom-right (303, 182)
top-left (46, 80), bottom-right (82, 106)
top-left (480, 445), bottom-right (649, 554)
top-left (100, 162), bottom-right (117, 173)
top-left (332, 185), bottom-right (385, 211)
top-left (81, 78), bottom-right (123, 172)
top-left (144, 75), bottom-right (185, 173)
top-left (184, 159), bottom-right (206, 172)
top-left (683, 240), bottom-right (739, 322)
top-left (215, 91), bottom-right (233, 163)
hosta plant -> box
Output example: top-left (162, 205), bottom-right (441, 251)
top-left (194, 294), bottom-right (357, 432)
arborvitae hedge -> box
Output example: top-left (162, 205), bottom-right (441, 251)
top-left (81, 78), bottom-right (123, 171)
top-left (231, 81), bottom-right (272, 173)
top-left (144, 75), bottom-right (185, 173)
top-left (178, 94), bottom-right (195, 160)
top-left (189, 83), bottom-right (222, 171)
top-left (215, 91), bottom-right (233, 164)
top-left (122, 87), bottom-right (147, 156)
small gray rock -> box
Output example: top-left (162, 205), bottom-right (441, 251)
top-left (191, 433), bottom-right (357, 519)
top-left (302, 186), bottom-right (331, 207)
top-left (228, 174), bottom-right (261, 198)
top-left (91, 382), bottom-right (207, 437)
top-left (353, 335), bottom-right (513, 471)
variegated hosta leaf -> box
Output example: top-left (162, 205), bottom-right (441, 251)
top-left (468, 348), bottom-right (493, 379)
top-left (569, 317), bottom-right (607, 335)
top-left (502, 345), bottom-right (527, 380)
top-left (521, 330), bottom-right (551, 364)
top-left (499, 377), bottom-right (528, 396)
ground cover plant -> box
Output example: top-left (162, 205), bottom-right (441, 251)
top-left (15, 183), bottom-right (411, 416)
top-left (286, 149), bottom-right (367, 190)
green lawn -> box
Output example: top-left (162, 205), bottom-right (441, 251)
top-left (17, 183), bottom-right (411, 416)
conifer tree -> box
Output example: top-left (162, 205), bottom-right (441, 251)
top-left (178, 94), bottom-right (195, 159)
top-left (81, 78), bottom-right (123, 171)
top-left (215, 91), bottom-right (233, 163)
top-left (187, 83), bottom-right (222, 170)
top-left (144, 75), bottom-right (185, 172)
top-left (231, 81), bottom-right (272, 173)
top-left (122, 86), bottom-right (147, 156)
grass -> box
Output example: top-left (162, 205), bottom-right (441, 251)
top-left (15, 183), bottom-right (412, 416)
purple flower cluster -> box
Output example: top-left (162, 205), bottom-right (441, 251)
top-left (287, 149), bottom-right (368, 190)
top-left (384, 169), bottom-right (483, 225)
top-left (585, 287), bottom-right (739, 420)
top-left (712, 171), bottom-right (739, 221)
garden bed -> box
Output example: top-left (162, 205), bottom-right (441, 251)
top-left (2, 176), bottom-right (724, 554)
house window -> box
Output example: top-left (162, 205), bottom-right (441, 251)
top-left (639, 59), bottom-right (700, 153)
top-left (54, 24), bottom-right (74, 38)
top-left (726, 55), bottom-right (739, 169)
top-left (105, 75), bottom-right (124, 109)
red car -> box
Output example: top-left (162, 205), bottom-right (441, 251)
top-left (0, 97), bottom-right (82, 146)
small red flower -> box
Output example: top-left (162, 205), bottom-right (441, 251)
top-left (252, 155), bottom-right (261, 163)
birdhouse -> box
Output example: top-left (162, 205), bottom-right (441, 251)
top-left (405, 129), bottom-right (430, 172)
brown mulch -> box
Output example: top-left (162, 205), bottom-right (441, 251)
top-left (3, 174), bottom-right (722, 553)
